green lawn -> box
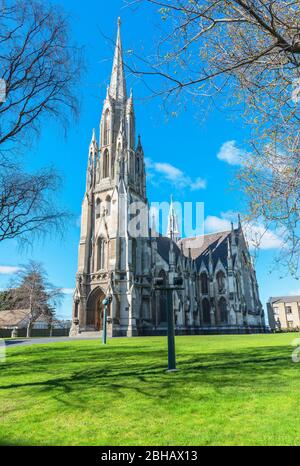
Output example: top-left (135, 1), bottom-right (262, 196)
top-left (1, 333), bottom-right (300, 446)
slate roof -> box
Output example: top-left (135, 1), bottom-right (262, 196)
top-left (155, 229), bottom-right (241, 272)
top-left (156, 235), bottom-right (181, 264)
top-left (269, 296), bottom-right (300, 304)
top-left (179, 230), bottom-right (238, 271)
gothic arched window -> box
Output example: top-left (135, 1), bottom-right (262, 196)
top-left (218, 297), bottom-right (228, 324)
top-left (111, 152), bottom-right (115, 179)
top-left (200, 272), bottom-right (208, 294)
top-left (216, 271), bottom-right (226, 293)
top-left (103, 149), bottom-right (109, 178)
top-left (106, 195), bottom-right (111, 216)
top-left (95, 198), bottom-right (101, 219)
top-left (136, 157), bottom-right (140, 175)
top-left (202, 298), bottom-right (211, 324)
top-left (158, 270), bottom-right (167, 324)
top-left (97, 237), bottom-right (105, 270)
top-left (103, 109), bottom-right (110, 146)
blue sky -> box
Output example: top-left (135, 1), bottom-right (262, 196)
top-left (0, 0), bottom-right (299, 319)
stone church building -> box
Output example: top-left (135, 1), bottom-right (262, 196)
top-left (70, 20), bottom-right (265, 337)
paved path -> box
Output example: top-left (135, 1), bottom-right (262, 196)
top-left (3, 336), bottom-right (102, 347)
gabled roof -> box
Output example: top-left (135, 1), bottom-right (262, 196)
top-left (178, 230), bottom-right (237, 271)
top-left (0, 309), bottom-right (54, 328)
top-left (0, 309), bottom-right (30, 328)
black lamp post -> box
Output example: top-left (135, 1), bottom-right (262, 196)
top-left (102, 295), bottom-right (112, 344)
top-left (154, 276), bottom-right (184, 371)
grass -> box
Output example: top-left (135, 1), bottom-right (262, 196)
top-left (0, 333), bottom-right (300, 446)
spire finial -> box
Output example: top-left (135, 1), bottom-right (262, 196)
top-left (167, 195), bottom-right (180, 242)
top-left (109, 17), bottom-right (126, 101)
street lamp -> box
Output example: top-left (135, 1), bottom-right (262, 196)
top-left (102, 295), bottom-right (112, 344)
top-left (154, 276), bottom-right (184, 371)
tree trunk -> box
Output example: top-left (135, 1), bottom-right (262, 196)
top-left (26, 323), bottom-right (32, 338)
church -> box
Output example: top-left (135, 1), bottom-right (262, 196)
top-left (70, 19), bottom-right (265, 337)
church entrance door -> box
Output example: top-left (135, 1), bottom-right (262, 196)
top-left (86, 288), bottom-right (106, 331)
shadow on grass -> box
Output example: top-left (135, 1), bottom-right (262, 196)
top-left (1, 344), bottom-right (297, 408)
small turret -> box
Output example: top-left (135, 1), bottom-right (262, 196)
top-left (167, 195), bottom-right (180, 242)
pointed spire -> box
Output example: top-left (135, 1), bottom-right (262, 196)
top-left (151, 212), bottom-right (158, 238)
top-left (167, 195), bottom-right (180, 241)
top-left (137, 134), bottom-right (143, 152)
top-left (91, 128), bottom-right (96, 144)
top-left (238, 213), bottom-right (242, 229)
top-left (109, 17), bottom-right (127, 101)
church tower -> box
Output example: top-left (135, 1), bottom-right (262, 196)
top-left (71, 19), bottom-right (150, 337)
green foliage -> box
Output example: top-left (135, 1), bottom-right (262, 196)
top-left (0, 334), bottom-right (300, 446)
top-left (0, 291), bottom-right (13, 311)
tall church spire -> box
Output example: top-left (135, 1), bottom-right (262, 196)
top-left (167, 195), bottom-right (180, 242)
top-left (109, 17), bottom-right (127, 101)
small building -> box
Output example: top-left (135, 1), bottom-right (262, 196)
top-left (267, 296), bottom-right (300, 331)
top-left (0, 309), bottom-right (71, 337)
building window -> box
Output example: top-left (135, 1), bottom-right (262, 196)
top-left (103, 109), bottom-right (110, 146)
top-left (103, 149), bottom-right (109, 178)
top-left (218, 297), bottom-right (228, 324)
top-left (216, 271), bottom-right (226, 293)
top-left (273, 306), bottom-right (279, 315)
top-left (200, 272), bottom-right (208, 295)
top-left (286, 306), bottom-right (292, 314)
top-left (97, 237), bottom-right (105, 270)
top-left (95, 198), bottom-right (101, 219)
top-left (111, 151), bottom-right (115, 179)
top-left (202, 298), bottom-right (211, 324)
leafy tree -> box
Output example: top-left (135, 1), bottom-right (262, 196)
top-left (8, 261), bottom-right (63, 337)
top-left (0, 290), bottom-right (15, 311)
top-left (131, 0), bottom-right (300, 274)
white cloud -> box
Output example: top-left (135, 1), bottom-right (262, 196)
top-left (217, 140), bottom-right (247, 166)
top-left (0, 266), bottom-right (21, 275)
top-left (243, 223), bottom-right (284, 250)
top-left (62, 288), bottom-right (75, 295)
top-left (205, 211), bottom-right (283, 250)
top-left (146, 159), bottom-right (206, 191)
top-left (205, 215), bottom-right (231, 232)
top-left (190, 178), bottom-right (207, 190)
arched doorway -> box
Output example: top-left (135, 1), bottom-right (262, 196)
top-left (86, 288), bottom-right (106, 330)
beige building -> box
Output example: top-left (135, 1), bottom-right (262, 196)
top-left (267, 296), bottom-right (300, 331)
top-left (70, 19), bottom-right (265, 337)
